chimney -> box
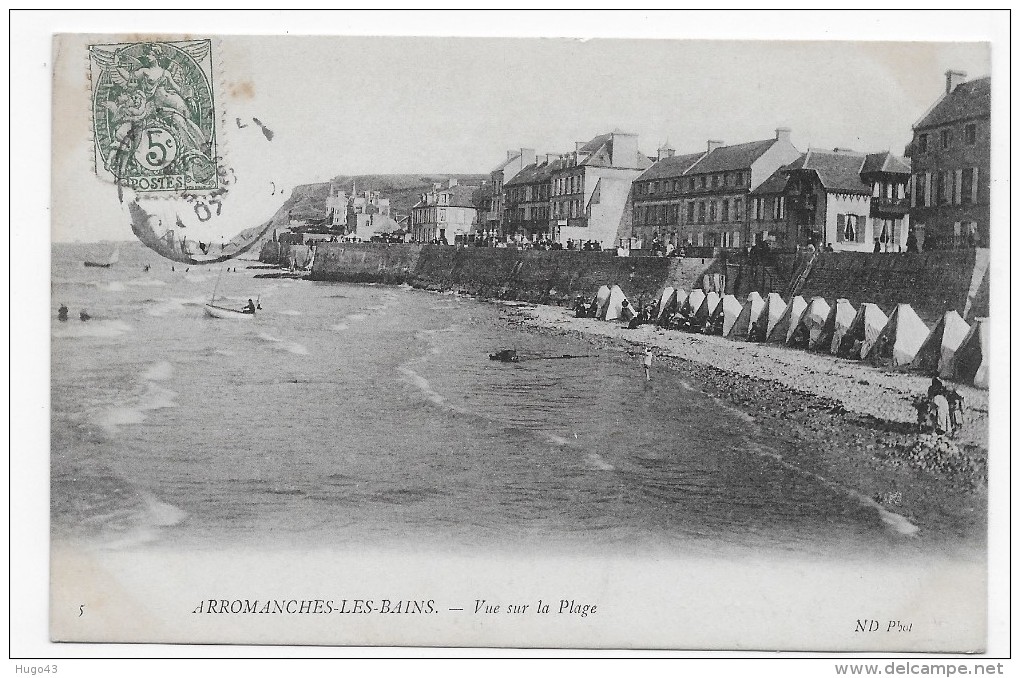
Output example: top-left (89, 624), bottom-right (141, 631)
top-left (945, 69), bottom-right (967, 94)
top-left (657, 143), bottom-right (675, 161)
top-left (575, 141), bottom-right (585, 152)
top-left (507, 150), bottom-right (514, 161)
top-left (447, 177), bottom-right (458, 188)
top-left (546, 153), bottom-right (555, 165)
top-left (609, 131), bottom-right (639, 168)
top-left (775, 127), bottom-right (792, 143)
top-left (520, 147), bottom-right (536, 167)
top-left (707, 139), bottom-right (725, 153)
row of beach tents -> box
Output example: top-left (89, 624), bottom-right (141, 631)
top-left (587, 284), bottom-right (988, 389)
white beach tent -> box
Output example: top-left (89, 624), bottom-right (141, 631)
top-left (656, 287), bottom-right (677, 320)
top-left (910, 310), bottom-right (971, 378)
top-left (682, 288), bottom-right (706, 317)
top-left (814, 298), bottom-right (856, 353)
top-left (951, 318), bottom-right (988, 388)
top-left (604, 284), bottom-right (630, 321)
top-left (751, 293), bottom-right (787, 342)
top-left (692, 291), bottom-right (721, 328)
top-left (716, 294), bottom-right (744, 336)
top-left (865, 304), bottom-right (930, 367)
top-left (593, 285), bottom-right (612, 319)
top-left (837, 303), bottom-right (889, 359)
top-left (766, 295), bottom-right (807, 344)
top-left (790, 296), bottom-right (830, 349)
top-left (729, 291), bottom-right (765, 340)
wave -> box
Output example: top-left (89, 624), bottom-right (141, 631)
top-left (331, 323), bottom-right (349, 331)
top-left (103, 281), bottom-right (126, 292)
top-left (277, 310), bottom-right (302, 316)
top-left (583, 452), bottom-right (616, 472)
top-left (52, 319), bottom-right (133, 339)
top-left (345, 313), bottom-right (368, 322)
top-left (257, 332), bottom-right (282, 343)
top-left (285, 342), bottom-right (309, 355)
top-left (142, 361), bottom-right (173, 381)
top-left (125, 278), bottom-right (167, 287)
top-left (744, 441), bottom-right (920, 538)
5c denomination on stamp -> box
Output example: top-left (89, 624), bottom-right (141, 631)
top-left (89, 39), bottom-right (218, 193)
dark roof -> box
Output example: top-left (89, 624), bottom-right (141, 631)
top-left (504, 158), bottom-right (559, 187)
top-left (636, 151), bottom-right (705, 181)
top-left (687, 138), bottom-right (777, 174)
top-left (915, 76), bottom-right (991, 130)
top-left (860, 151), bottom-right (911, 175)
top-left (578, 133), bottom-right (612, 154)
top-left (784, 149), bottom-right (871, 195)
top-left (445, 184), bottom-right (480, 208)
top-left (749, 167), bottom-right (789, 196)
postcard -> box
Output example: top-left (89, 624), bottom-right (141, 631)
top-left (39, 26), bottom-right (999, 654)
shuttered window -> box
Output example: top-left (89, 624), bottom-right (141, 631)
top-left (836, 214), bottom-right (845, 242)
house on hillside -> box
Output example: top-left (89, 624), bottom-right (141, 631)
top-left (783, 148), bottom-right (911, 252)
top-left (905, 71), bottom-right (990, 249)
top-left (349, 191), bottom-right (400, 241)
top-left (410, 178), bottom-right (480, 244)
top-left (549, 130), bottom-right (652, 249)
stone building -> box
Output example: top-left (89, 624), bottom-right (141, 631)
top-left (783, 148), bottom-right (911, 252)
top-left (502, 154), bottom-right (557, 242)
top-left (548, 131), bottom-right (652, 248)
top-left (629, 144), bottom-right (707, 249)
top-left (905, 71), bottom-right (990, 249)
top-left (747, 167), bottom-right (790, 246)
top-left (348, 190), bottom-right (399, 241)
top-left (485, 148), bottom-right (536, 236)
top-left (410, 178), bottom-right (479, 244)
top-left (674, 129), bottom-right (801, 249)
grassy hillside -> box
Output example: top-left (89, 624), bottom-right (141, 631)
top-left (281, 174), bottom-right (490, 223)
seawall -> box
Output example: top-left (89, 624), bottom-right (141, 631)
top-left (304, 242), bottom-right (989, 322)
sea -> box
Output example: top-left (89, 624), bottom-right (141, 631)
top-left (50, 241), bottom-right (950, 561)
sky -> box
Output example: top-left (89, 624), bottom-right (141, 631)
top-left (28, 12), bottom-right (998, 242)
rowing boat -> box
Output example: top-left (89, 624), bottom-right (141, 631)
top-left (204, 304), bottom-right (256, 320)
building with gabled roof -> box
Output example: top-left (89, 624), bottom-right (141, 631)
top-left (783, 147), bottom-right (911, 251)
top-left (630, 144), bottom-right (707, 249)
top-left (410, 178), bottom-right (481, 244)
top-left (484, 148), bottom-right (537, 236)
top-left (905, 71), bottom-right (990, 249)
top-left (503, 153), bottom-right (557, 241)
top-left (549, 130), bottom-right (652, 248)
top-left (674, 128), bottom-right (801, 249)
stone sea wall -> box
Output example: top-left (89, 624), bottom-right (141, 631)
top-left (302, 242), bottom-right (989, 322)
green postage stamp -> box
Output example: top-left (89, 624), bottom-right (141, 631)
top-left (88, 39), bottom-right (218, 192)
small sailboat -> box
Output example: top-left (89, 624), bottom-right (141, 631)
top-left (203, 269), bottom-right (259, 320)
top-left (84, 247), bottom-right (120, 268)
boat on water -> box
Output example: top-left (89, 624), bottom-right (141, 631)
top-left (84, 247), bottom-right (120, 268)
top-left (204, 269), bottom-right (259, 319)
top-left (489, 349), bottom-right (520, 363)
top-left (204, 304), bottom-right (257, 320)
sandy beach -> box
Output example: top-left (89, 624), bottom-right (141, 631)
top-left (506, 302), bottom-right (989, 549)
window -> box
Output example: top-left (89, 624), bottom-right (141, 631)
top-left (917, 133), bottom-right (928, 153)
top-left (938, 171), bottom-right (950, 204)
top-left (649, 182), bottom-right (656, 194)
top-left (941, 129), bottom-right (952, 149)
top-left (872, 182), bottom-right (881, 198)
top-left (965, 123), bottom-right (977, 145)
top-left (721, 199), bottom-right (730, 222)
top-left (689, 178), bottom-right (696, 191)
top-left (734, 198), bottom-right (742, 221)
top-left (700, 176), bottom-right (707, 188)
top-left (735, 172), bottom-right (743, 186)
top-left (673, 180), bottom-right (680, 192)
top-left (961, 168), bottom-right (975, 204)
top-left (836, 214), bottom-right (862, 243)
top-left (913, 173), bottom-right (927, 207)
top-left (687, 202), bottom-right (695, 223)
top-left (709, 201), bottom-right (717, 222)
top-left (698, 202), bottom-right (706, 223)
top-left (711, 175), bottom-right (720, 188)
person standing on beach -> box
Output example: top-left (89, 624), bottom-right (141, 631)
top-left (642, 347), bottom-right (653, 381)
